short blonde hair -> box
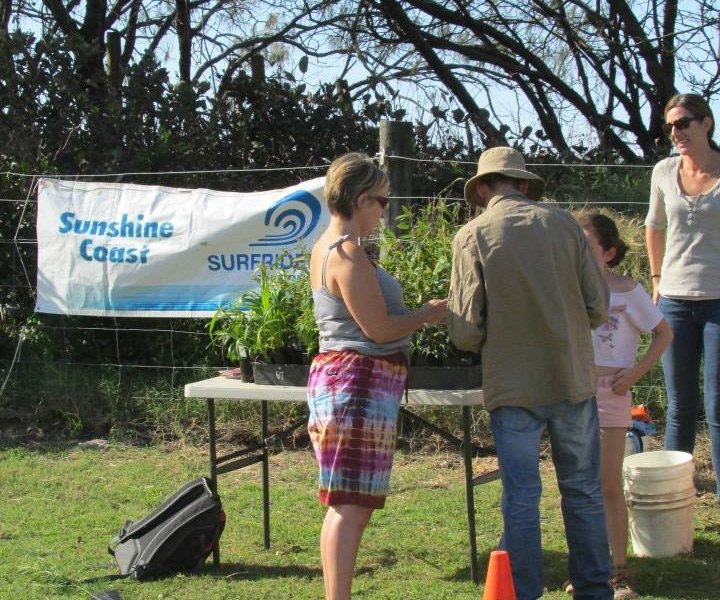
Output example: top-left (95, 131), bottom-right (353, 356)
top-left (324, 153), bottom-right (388, 219)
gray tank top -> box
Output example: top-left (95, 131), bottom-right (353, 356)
top-left (313, 235), bottom-right (411, 356)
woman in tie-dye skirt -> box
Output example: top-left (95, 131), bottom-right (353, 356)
top-left (308, 153), bottom-right (447, 599)
top-left (308, 350), bottom-right (408, 509)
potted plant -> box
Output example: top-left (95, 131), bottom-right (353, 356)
top-left (378, 198), bottom-right (482, 389)
top-left (207, 303), bottom-right (255, 382)
top-left (210, 199), bottom-right (482, 390)
top-left (209, 254), bottom-right (318, 386)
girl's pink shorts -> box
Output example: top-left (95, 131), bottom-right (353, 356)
top-left (596, 374), bottom-right (632, 429)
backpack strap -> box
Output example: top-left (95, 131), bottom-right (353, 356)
top-left (108, 520), bottom-right (133, 555)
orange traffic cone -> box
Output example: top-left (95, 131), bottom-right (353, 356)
top-left (482, 550), bottom-right (516, 600)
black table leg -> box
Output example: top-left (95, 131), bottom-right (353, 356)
top-left (462, 405), bottom-right (479, 584)
top-left (261, 400), bottom-right (271, 550)
top-left (208, 397), bottom-right (220, 566)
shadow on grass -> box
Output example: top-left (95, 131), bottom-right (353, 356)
top-left (356, 548), bottom-right (398, 576)
top-left (198, 561), bottom-right (323, 580)
top-left (441, 548), bottom-right (571, 587)
top-left (695, 473), bottom-right (716, 493)
top-left (631, 537), bottom-right (720, 598)
top-left (82, 560), bottom-right (323, 585)
top-left (0, 438), bottom-right (157, 453)
top-left (441, 541), bottom-right (720, 598)
top-left (0, 439), bottom-right (81, 452)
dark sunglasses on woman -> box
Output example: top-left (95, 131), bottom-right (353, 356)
top-left (664, 115), bottom-right (703, 136)
top-left (373, 195), bottom-right (390, 209)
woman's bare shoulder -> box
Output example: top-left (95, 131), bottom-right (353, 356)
top-left (313, 237), bottom-right (370, 285)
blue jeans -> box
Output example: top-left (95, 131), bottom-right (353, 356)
top-left (659, 297), bottom-right (720, 498)
top-left (490, 399), bottom-right (612, 600)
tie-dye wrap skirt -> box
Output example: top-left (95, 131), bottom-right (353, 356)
top-left (307, 350), bottom-right (408, 509)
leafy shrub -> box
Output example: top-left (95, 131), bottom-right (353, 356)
top-left (378, 198), bottom-right (477, 366)
top-left (209, 256), bottom-right (317, 365)
top-left (545, 165), bottom-right (652, 216)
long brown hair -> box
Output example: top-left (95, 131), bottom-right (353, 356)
top-left (664, 93), bottom-right (719, 151)
top-left (577, 212), bottom-right (628, 268)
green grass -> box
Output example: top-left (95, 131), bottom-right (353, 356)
top-left (1, 443), bottom-right (720, 599)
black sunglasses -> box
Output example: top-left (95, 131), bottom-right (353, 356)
top-left (664, 115), bottom-right (703, 136)
top-left (372, 195), bottom-right (390, 209)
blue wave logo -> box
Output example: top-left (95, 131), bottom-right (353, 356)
top-left (250, 190), bottom-right (321, 247)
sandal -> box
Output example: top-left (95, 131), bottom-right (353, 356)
top-left (564, 572), bottom-right (638, 599)
top-left (610, 568), bottom-right (638, 599)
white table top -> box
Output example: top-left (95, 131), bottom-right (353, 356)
top-left (185, 377), bottom-right (484, 407)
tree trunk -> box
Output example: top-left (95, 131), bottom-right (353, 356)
top-left (176, 0), bottom-right (192, 83)
top-left (0, 0), bottom-right (11, 33)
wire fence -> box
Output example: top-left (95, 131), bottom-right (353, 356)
top-left (0, 155), bottom-right (658, 402)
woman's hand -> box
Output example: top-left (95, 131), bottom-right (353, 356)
top-left (652, 279), bottom-right (661, 304)
top-left (418, 298), bottom-right (448, 327)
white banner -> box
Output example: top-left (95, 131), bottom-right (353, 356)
top-left (36, 177), bottom-right (328, 317)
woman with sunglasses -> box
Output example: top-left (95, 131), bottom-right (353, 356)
top-left (307, 152), bottom-right (447, 599)
top-left (645, 93), bottom-right (720, 504)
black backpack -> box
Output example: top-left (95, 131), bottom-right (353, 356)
top-left (108, 477), bottom-right (225, 580)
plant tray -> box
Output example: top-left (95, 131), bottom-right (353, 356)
top-left (252, 362), bottom-right (310, 386)
top-left (408, 365), bottom-right (482, 390)
top-left (250, 363), bottom-right (482, 389)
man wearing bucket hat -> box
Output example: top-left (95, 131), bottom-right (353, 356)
top-left (448, 147), bottom-right (613, 600)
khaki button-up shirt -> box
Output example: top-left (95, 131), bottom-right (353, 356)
top-left (448, 193), bottom-right (608, 411)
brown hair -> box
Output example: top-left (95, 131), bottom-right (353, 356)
top-left (324, 153), bottom-right (388, 219)
top-left (577, 212), bottom-right (628, 268)
top-left (664, 93), bottom-right (719, 151)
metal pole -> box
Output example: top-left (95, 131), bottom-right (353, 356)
top-left (261, 400), bottom-right (271, 549)
top-left (207, 398), bottom-right (220, 566)
top-left (462, 405), bottom-right (479, 584)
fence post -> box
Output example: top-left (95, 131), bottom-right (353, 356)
top-left (379, 120), bottom-right (413, 234)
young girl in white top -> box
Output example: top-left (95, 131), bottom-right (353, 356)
top-left (578, 212), bottom-right (672, 599)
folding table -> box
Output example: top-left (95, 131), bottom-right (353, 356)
top-left (184, 376), bottom-right (496, 584)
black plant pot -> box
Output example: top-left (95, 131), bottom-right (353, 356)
top-left (407, 365), bottom-right (483, 390)
top-left (252, 362), bottom-right (310, 386)
top-left (238, 357), bottom-right (254, 382)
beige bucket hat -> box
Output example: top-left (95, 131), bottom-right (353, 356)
top-left (464, 147), bottom-right (545, 206)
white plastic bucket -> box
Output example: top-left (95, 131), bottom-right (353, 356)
top-left (622, 450), bottom-right (695, 557)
